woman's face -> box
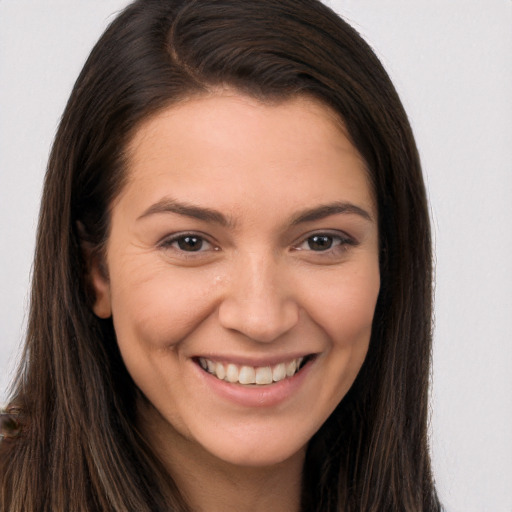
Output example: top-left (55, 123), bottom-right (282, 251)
top-left (91, 92), bottom-right (380, 468)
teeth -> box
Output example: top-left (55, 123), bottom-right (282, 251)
top-left (255, 366), bottom-right (272, 385)
top-left (285, 359), bottom-right (297, 377)
top-left (206, 359), bottom-right (216, 373)
top-left (225, 364), bottom-right (239, 383)
top-left (239, 366), bottom-right (256, 384)
top-left (215, 362), bottom-right (226, 380)
top-left (272, 363), bottom-right (286, 382)
top-left (198, 356), bottom-right (307, 385)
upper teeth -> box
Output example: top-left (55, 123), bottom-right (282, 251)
top-left (198, 357), bottom-right (305, 385)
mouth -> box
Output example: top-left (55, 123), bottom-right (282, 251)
top-left (195, 355), bottom-right (314, 386)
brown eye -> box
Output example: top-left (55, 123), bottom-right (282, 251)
top-left (159, 233), bottom-right (218, 255)
top-left (307, 235), bottom-right (333, 251)
top-left (293, 231), bottom-right (356, 256)
top-left (177, 236), bottom-right (204, 252)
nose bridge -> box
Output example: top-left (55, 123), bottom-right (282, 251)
top-left (218, 249), bottom-right (299, 342)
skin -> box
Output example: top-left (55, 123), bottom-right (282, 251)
top-left (91, 92), bottom-right (380, 511)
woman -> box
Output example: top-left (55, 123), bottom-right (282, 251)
top-left (0, 0), bottom-right (440, 510)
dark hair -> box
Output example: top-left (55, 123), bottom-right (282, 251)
top-left (0, 0), bottom-right (439, 510)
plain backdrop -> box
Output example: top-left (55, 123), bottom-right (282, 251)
top-left (1, 1), bottom-right (511, 511)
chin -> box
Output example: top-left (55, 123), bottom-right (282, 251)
top-left (200, 434), bottom-right (308, 469)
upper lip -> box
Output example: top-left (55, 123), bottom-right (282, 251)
top-left (192, 352), bottom-right (317, 367)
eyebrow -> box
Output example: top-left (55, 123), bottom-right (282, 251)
top-left (137, 198), bottom-right (373, 226)
top-left (137, 198), bottom-right (231, 226)
top-left (290, 202), bottom-right (373, 225)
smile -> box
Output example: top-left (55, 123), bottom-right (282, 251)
top-left (197, 356), bottom-right (308, 385)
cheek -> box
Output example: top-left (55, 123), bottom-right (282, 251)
top-left (109, 261), bottom-right (222, 352)
top-left (305, 262), bottom-right (380, 347)
top-left (308, 264), bottom-right (380, 410)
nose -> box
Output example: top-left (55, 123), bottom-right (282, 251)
top-left (218, 252), bottom-right (300, 343)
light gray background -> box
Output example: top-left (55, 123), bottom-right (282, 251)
top-left (1, 1), bottom-right (511, 511)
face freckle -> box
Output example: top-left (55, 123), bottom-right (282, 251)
top-left (91, 91), bottom-right (380, 470)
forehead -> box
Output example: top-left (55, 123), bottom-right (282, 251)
top-left (120, 92), bottom-right (375, 221)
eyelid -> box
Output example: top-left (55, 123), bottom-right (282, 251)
top-left (158, 231), bottom-right (219, 253)
top-left (292, 230), bottom-right (357, 251)
top-left (156, 229), bottom-right (357, 258)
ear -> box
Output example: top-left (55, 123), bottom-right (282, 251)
top-left (78, 221), bottom-right (112, 319)
top-left (90, 254), bottom-right (112, 319)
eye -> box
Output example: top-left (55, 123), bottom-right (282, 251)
top-left (159, 233), bottom-right (217, 253)
top-left (306, 234), bottom-right (336, 251)
top-left (293, 232), bottom-right (356, 253)
top-left (175, 235), bottom-right (206, 252)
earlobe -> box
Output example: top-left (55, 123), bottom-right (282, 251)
top-left (90, 257), bottom-right (112, 318)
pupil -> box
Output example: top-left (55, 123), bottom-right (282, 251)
top-left (308, 235), bottom-right (332, 251)
top-left (178, 236), bottom-right (203, 251)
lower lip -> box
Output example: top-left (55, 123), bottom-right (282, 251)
top-left (194, 360), bottom-right (314, 408)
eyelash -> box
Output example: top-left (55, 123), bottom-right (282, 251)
top-left (292, 232), bottom-right (356, 255)
top-left (158, 231), bottom-right (356, 258)
top-left (158, 232), bottom-right (219, 255)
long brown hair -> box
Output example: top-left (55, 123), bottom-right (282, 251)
top-left (1, 1), bottom-right (440, 510)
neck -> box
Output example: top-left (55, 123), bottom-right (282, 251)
top-left (138, 400), bottom-right (305, 512)
top-left (170, 446), bottom-right (304, 512)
